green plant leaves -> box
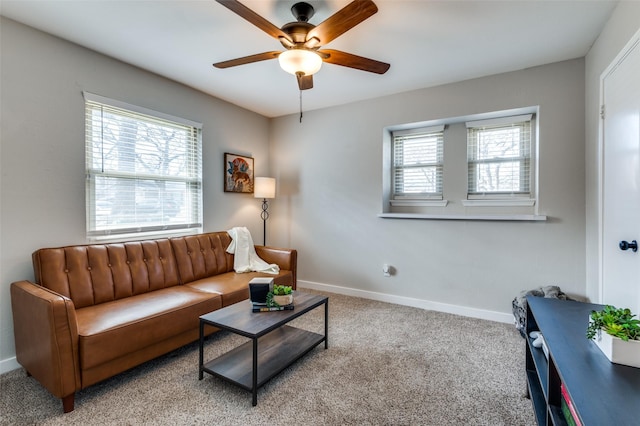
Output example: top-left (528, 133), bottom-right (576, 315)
top-left (272, 285), bottom-right (292, 296)
top-left (587, 305), bottom-right (640, 341)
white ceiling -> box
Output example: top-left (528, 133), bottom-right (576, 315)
top-left (1, 0), bottom-right (617, 118)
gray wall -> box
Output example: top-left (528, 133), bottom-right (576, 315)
top-left (0, 18), bottom-right (271, 371)
top-left (584, 2), bottom-right (640, 305)
top-left (269, 59), bottom-right (587, 321)
top-left (3, 2), bottom-right (638, 372)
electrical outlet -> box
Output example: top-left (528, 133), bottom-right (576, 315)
top-left (383, 264), bottom-right (391, 277)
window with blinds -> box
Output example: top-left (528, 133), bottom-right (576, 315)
top-left (84, 92), bottom-right (203, 238)
top-left (392, 125), bottom-right (445, 199)
top-left (466, 114), bottom-right (533, 197)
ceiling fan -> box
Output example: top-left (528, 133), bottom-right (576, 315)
top-left (213, 0), bottom-right (390, 90)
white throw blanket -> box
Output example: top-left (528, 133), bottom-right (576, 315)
top-left (226, 227), bottom-right (280, 274)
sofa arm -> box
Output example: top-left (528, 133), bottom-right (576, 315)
top-left (255, 246), bottom-right (298, 289)
top-left (10, 280), bottom-right (81, 407)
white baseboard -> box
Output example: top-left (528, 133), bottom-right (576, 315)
top-left (298, 280), bottom-right (515, 324)
top-left (0, 356), bottom-right (20, 375)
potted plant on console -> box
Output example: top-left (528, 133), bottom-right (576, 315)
top-left (586, 305), bottom-right (640, 368)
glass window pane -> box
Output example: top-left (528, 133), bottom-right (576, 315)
top-left (475, 128), bottom-right (521, 160)
top-left (86, 97), bottom-right (202, 237)
top-left (398, 137), bottom-right (440, 165)
top-left (467, 118), bottom-right (531, 195)
top-left (396, 166), bottom-right (440, 194)
top-left (392, 130), bottom-right (444, 197)
top-left (473, 161), bottom-right (521, 193)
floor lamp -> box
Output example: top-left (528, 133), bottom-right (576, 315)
top-left (254, 177), bottom-right (276, 246)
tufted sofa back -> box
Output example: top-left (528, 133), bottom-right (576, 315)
top-left (33, 239), bottom-right (181, 309)
top-left (31, 232), bottom-right (239, 309)
top-left (169, 232), bottom-right (234, 283)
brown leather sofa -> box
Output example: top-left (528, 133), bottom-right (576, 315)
top-left (10, 231), bottom-right (297, 413)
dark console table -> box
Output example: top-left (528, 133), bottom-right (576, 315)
top-left (525, 296), bottom-right (640, 425)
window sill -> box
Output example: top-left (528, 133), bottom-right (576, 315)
top-left (390, 199), bottom-right (449, 207)
top-left (378, 213), bottom-right (547, 221)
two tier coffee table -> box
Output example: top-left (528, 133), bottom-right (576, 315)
top-left (198, 291), bottom-right (328, 406)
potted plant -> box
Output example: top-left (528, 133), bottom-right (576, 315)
top-left (587, 305), bottom-right (640, 368)
top-left (267, 285), bottom-right (293, 307)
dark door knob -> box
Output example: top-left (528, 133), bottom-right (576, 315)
top-left (619, 240), bottom-right (638, 252)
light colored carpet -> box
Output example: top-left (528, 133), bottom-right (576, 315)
top-left (0, 290), bottom-right (535, 425)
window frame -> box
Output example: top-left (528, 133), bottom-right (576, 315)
top-left (466, 114), bottom-right (534, 201)
top-left (84, 92), bottom-right (203, 240)
top-left (391, 125), bottom-right (445, 203)
top-left (382, 106), bottom-right (540, 219)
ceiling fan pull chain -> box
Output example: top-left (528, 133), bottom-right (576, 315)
top-left (299, 89), bottom-right (303, 123)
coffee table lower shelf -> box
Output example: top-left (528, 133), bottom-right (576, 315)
top-left (201, 325), bottom-right (325, 400)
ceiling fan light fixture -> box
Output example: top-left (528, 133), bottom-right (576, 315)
top-left (278, 49), bottom-right (322, 76)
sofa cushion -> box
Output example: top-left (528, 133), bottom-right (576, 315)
top-left (186, 270), bottom-right (294, 307)
top-left (76, 286), bottom-right (221, 369)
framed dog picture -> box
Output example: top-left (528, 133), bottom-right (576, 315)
top-left (224, 153), bottom-right (254, 193)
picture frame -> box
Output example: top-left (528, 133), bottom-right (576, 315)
top-left (224, 153), bottom-right (254, 193)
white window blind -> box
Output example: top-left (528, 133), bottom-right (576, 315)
top-left (392, 125), bottom-right (444, 199)
top-left (84, 93), bottom-right (203, 238)
top-left (466, 114), bottom-right (532, 197)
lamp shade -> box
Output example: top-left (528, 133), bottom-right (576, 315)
top-left (278, 49), bottom-right (322, 76)
top-left (254, 177), bottom-right (276, 199)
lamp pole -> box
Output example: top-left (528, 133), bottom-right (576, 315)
top-left (260, 198), bottom-right (269, 246)
top-left (254, 177), bottom-right (276, 247)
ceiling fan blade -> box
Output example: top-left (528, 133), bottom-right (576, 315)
top-left (319, 49), bottom-right (390, 74)
top-left (213, 51), bottom-right (281, 69)
top-left (297, 74), bottom-right (314, 90)
top-left (215, 0), bottom-right (291, 42)
top-left (306, 0), bottom-right (378, 46)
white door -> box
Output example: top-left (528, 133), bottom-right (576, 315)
top-left (601, 34), bottom-right (640, 315)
